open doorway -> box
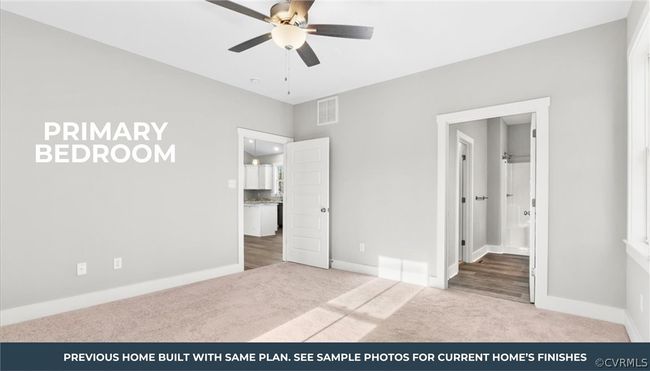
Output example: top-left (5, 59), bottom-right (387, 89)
top-left (238, 129), bottom-right (292, 271)
top-left (448, 113), bottom-right (534, 303)
top-left (446, 115), bottom-right (534, 303)
top-left (243, 137), bottom-right (285, 270)
top-left (436, 97), bottom-right (549, 306)
top-left (237, 129), bottom-right (331, 271)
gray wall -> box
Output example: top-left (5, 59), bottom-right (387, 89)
top-left (0, 10), bottom-right (633, 313)
top-left (486, 118), bottom-right (507, 246)
top-left (447, 121), bottom-right (488, 265)
top-left (0, 11), bottom-right (293, 310)
top-left (626, 0), bottom-right (650, 340)
top-left (628, 0), bottom-right (649, 44)
top-left (293, 20), bottom-right (627, 307)
top-left (507, 123), bottom-right (531, 162)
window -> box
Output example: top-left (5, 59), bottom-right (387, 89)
top-left (627, 14), bottom-right (650, 254)
top-left (646, 54), bottom-right (650, 242)
top-left (272, 163), bottom-right (284, 197)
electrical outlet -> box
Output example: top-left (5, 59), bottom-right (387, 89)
top-left (227, 179), bottom-right (237, 189)
top-left (359, 242), bottom-right (365, 253)
top-left (113, 257), bottom-right (122, 270)
top-left (76, 262), bottom-right (87, 276)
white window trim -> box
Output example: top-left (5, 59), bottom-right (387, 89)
top-left (625, 6), bottom-right (650, 273)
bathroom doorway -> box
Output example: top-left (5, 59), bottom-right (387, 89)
top-left (438, 97), bottom-right (550, 305)
top-left (446, 115), bottom-right (534, 303)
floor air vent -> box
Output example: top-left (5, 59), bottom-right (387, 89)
top-left (317, 96), bottom-right (338, 126)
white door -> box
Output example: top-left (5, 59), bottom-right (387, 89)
top-left (284, 137), bottom-right (330, 269)
top-left (529, 113), bottom-right (537, 303)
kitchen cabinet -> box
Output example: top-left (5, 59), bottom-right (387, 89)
top-left (244, 203), bottom-right (278, 237)
top-left (244, 164), bottom-right (272, 190)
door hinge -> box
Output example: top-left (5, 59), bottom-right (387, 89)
top-left (462, 155), bottom-right (466, 160)
top-left (461, 197), bottom-right (466, 203)
top-left (531, 267), bottom-right (536, 277)
top-left (532, 198), bottom-right (536, 207)
top-left (532, 129), bottom-right (537, 138)
top-left (461, 240), bottom-right (466, 246)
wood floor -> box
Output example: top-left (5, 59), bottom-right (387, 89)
top-left (244, 229), bottom-right (283, 270)
top-left (448, 253), bottom-right (531, 303)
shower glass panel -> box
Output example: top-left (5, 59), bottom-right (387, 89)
top-left (504, 162), bottom-right (530, 252)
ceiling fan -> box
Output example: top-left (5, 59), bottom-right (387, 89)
top-left (207, 0), bottom-right (374, 67)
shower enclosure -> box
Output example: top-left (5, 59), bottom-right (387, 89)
top-left (503, 156), bottom-right (531, 255)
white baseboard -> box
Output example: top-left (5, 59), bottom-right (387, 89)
top-left (470, 245), bottom-right (491, 262)
top-left (331, 260), bottom-right (377, 276)
top-left (428, 275), bottom-right (445, 289)
top-left (447, 263), bottom-right (459, 279)
top-left (471, 244), bottom-right (528, 262)
top-left (0, 264), bottom-right (242, 326)
top-left (498, 245), bottom-right (530, 256)
top-left (535, 294), bottom-right (624, 324)
top-left (624, 311), bottom-right (646, 342)
top-left (332, 259), bottom-right (439, 288)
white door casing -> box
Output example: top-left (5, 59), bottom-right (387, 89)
top-left (529, 113), bottom-right (537, 303)
top-left (285, 137), bottom-right (330, 269)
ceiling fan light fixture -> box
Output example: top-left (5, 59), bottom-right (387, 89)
top-left (271, 24), bottom-right (306, 50)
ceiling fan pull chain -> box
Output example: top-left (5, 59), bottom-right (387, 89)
top-left (285, 49), bottom-right (291, 96)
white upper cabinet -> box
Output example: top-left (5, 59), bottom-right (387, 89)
top-left (244, 164), bottom-right (273, 190)
top-left (259, 165), bottom-right (273, 190)
top-left (245, 165), bottom-right (259, 189)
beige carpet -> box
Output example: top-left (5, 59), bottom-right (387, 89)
top-left (0, 263), bottom-right (628, 342)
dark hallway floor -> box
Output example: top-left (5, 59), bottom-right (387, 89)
top-left (244, 229), bottom-right (283, 270)
top-left (449, 253), bottom-right (531, 303)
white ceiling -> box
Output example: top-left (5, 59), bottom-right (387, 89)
top-left (1, 1), bottom-right (631, 104)
top-left (502, 113), bottom-right (532, 125)
top-left (244, 137), bottom-right (284, 156)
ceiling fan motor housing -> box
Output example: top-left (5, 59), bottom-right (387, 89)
top-left (211, 0), bottom-right (374, 68)
top-left (270, 1), bottom-right (308, 27)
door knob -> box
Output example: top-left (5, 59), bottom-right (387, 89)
top-left (321, 208), bottom-right (328, 213)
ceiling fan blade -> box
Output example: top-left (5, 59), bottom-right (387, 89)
top-left (289, 0), bottom-right (315, 19)
top-left (206, 0), bottom-right (270, 23)
top-left (296, 42), bottom-right (320, 67)
top-left (228, 33), bottom-right (272, 52)
top-left (308, 24), bottom-right (374, 39)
